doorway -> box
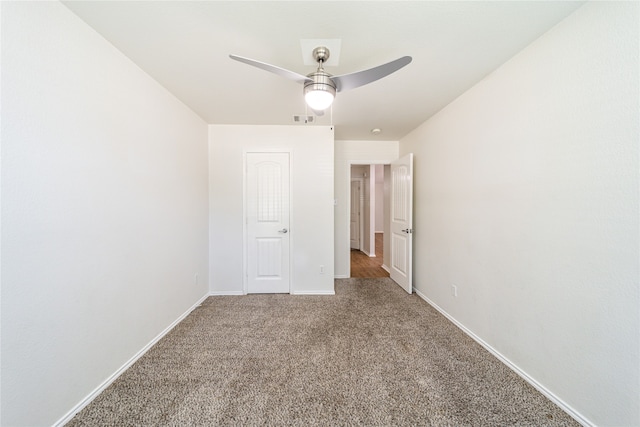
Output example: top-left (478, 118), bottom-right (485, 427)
top-left (349, 164), bottom-right (390, 278)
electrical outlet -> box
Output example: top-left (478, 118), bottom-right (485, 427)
top-left (451, 285), bottom-right (457, 297)
top-left (320, 265), bottom-right (325, 274)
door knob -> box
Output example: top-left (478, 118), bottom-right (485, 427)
top-left (278, 228), bottom-right (288, 233)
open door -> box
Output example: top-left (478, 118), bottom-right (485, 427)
top-left (390, 153), bottom-right (413, 293)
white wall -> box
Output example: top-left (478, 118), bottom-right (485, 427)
top-left (1, 2), bottom-right (210, 426)
top-left (334, 140), bottom-right (398, 277)
top-left (400, 2), bottom-right (639, 426)
top-left (209, 125), bottom-right (334, 295)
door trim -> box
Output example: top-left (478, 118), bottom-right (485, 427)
top-left (243, 150), bottom-right (293, 294)
top-left (346, 161), bottom-right (390, 278)
top-left (350, 178), bottom-right (364, 251)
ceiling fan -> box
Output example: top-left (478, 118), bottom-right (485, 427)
top-left (229, 46), bottom-right (412, 114)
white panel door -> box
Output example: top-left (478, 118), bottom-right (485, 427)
top-left (350, 180), bottom-right (361, 250)
top-left (246, 153), bottom-right (290, 293)
top-left (390, 153), bottom-right (413, 293)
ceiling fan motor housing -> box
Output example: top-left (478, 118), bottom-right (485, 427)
top-left (304, 70), bottom-right (336, 98)
top-left (306, 46), bottom-right (336, 94)
top-left (304, 46), bottom-right (337, 109)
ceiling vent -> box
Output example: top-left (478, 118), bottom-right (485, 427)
top-left (293, 115), bottom-right (314, 123)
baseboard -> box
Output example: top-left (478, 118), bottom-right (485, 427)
top-left (381, 264), bottom-right (390, 273)
top-left (334, 274), bottom-right (349, 279)
top-left (53, 293), bottom-right (209, 427)
top-left (413, 289), bottom-right (593, 427)
top-left (291, 290), bottom-right (335, 295)
top-left (209, 290), bottom-right (335, 295)
top-left (209, 290), bottom-right (244, 296)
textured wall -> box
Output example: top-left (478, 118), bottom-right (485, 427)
top-left (400, 2), bottom-right (639, 425)
top-left (1, 2), bottom-right (209, 425)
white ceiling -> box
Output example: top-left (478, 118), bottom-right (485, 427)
top-left (63, 1), bottom-right (584, 140)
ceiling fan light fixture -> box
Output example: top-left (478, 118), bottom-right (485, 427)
top-left (304, 87), bottom-right (335, 111)
top-left (304, 67), bottom-right (336, 111)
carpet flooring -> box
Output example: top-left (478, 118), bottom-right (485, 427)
top-left (68, 278), bottom-right (578, 426)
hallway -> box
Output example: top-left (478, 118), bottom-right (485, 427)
top-left (350, 233), bottom-right (389, 278)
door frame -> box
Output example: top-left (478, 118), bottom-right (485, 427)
top-left (346, 161), bottom-right (389, 278)
top-left (243, 150), bottom-right (293, 294)
top-left (350, 178), bottom-right (364, 251)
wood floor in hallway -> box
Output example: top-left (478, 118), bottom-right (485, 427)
top-left (351, 233), bottom-right (389, 278)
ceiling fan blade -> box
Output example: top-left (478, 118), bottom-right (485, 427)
top-left (229, 54), bottom-right (312, 84)
top-left (331, 56), bottom-right (412, 92)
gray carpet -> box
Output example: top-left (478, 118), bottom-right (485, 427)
top-left (68, 278), bottom-right (578, 426)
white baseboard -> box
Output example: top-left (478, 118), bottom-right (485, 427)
top-left (53, 293), bottom-right (209, 427)
top-left (210, 290), bottom-right (336, 295)
top-left (334, 274), bottom-right (349, 279)
top-left (381, 264), bottom-right (390, 273)
top-left (413, 289), bottom-right (593, 427)
top-left (209, 290), bottom-right (244, 296)
top-left (291, 290), bottom-right (335, 295)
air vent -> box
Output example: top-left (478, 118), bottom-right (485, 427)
top-left (293, 115), bottom-right (314, 123)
